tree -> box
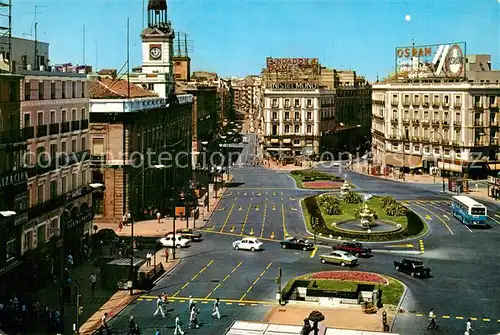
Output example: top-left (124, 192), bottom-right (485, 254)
top-left (385, 203), bottom-right (408, 217)
top-left (343, 192), bottom-right (362, 204)
top-left (379, 196), bottom-right (397, 208)
top-left (318, 195), bottom-right (342, 215)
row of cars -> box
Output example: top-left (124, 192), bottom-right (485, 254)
top-left (232, 236), bottom-right (431, 278)
top-left (156, 228), bottom-right (204, 248)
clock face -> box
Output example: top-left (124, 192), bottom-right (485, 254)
top-left (150, 47), bottom-right (162, 60)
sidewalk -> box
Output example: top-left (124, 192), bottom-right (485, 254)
top-left (352, 162), bottom-right (439, 184)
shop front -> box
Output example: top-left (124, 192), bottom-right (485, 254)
top-left (62, 203), bottom-right (94, 266)
top-left (487, 175), bottom-right (500, 200)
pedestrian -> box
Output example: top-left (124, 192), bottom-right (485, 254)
top-left (174, 314), bottom-right (185, 335)
top-left (67, 254), bottom-right (74, 268)
top-left (161, 292), bottom-right (168, 305)
top-left (122, 213), bottom-right (128, 226)
top-left (100, 312), bottom-right (110, 334)
top-left (118, 220), bottom-right (123, 233)
top-left (146, 251), bottom-right (152, 266)
top-left (188, 296), bottom-right (194, 310)
top-left (465, 318), bottom-right (473, 335)
top-left (165, 248), bottom-right (169, 263)
top-left (89, 272), bottom-right (97, 294)
top-left (189, 304), bottom-right (200, 329)
top-left (157, 211), bottom-right (161, 224)
top-left (155, 328), bottom-right (161, 335)
top-left (153, 294), bottom-right (166, 318)
top-left (128, 315), bottom-right (140, 335)
top-left (426, 308), bottom-right (438, 330)
top-left (212, 298), bottom-right (220, 319)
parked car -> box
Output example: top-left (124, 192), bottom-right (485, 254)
top-left (167, 229), bottom-right (203, 242)
top-left (333, 242), bottom-right (372, 257)
top-left (280, 237), bottom-right (314, 251)
top-left (157, 235), bottom-right (191, 248)
top-left (394, 259), bottom-right (431, 278)
top-left (232, 238), bottom-right (263, 252)
top-left (319, 250), bottom-right (358, 267)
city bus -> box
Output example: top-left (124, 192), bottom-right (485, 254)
top-left (451, 195), bottom-right (488, 226)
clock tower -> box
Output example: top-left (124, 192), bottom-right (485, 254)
top-left (135, 0), bottom-right (175, 98)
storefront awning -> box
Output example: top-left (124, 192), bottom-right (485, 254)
top-left (438, 162), bottom-right (463, 172)
top-left (487, 163), bottom-right (500, 170)
top-left (384, 153), bottom-right (422, 168)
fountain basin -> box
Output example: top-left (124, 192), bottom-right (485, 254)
top-left (334, 219), bottom-right (402, 233)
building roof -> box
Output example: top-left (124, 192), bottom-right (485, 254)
top-left (89, 77), bottom-right (158, 99)
top-left (98, 69), bottom-right (117, 77)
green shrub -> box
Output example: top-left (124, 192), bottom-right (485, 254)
top-left (323, 202), bottom-right (342, 215)
top-left (317, 195), bottom-right (340, 207)
top-left (385, 203), bottom-right (408, 217)
top-left (343, 192), bottom-right (362, 204)
top-left (290, 169), bottom-right (341, 180)
top-left (379, 196), bottom-right (397, 208)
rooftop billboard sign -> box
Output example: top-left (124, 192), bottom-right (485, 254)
top-left (395, 42), bottom-right (466, 79)
top-left (266, 57), bottom-right (320, 74)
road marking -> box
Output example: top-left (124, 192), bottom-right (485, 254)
top-left (419, 240), bottom-right (425, 253)
top-left (483, 318), bottom-right (491, 322)
top-left (455, 316), bottom-right (464, 320)
top-left (442, 315), bottom-right (450, 319)
top-left (425, 214), bottom-right (432, 220)
top-left (489, 215), bottom-right (500, 225)
top-left (205, 261), bottom-right (243, 299)
top-left (240, 204), bottom-right (251, 234)
top-left (406, 313), bottom-right (497, 323)
top-left (238, 205), bottom-right (243, 211)
top-left (201, 229), bottom-right (280, 242)
top-left (220, 203), bottom-right (235, 232)
top-left (289, 197), bottom-right (295, 200)
top-left (273, 192), bottom-right (277, 196)
top-left (260, 201), bottom-right (268, 238)
top-left (281, 203), bottom-right (290, 238)
top-left (230, 226), bottom-right (235, 233)
top-left (255, 205), bottom-right (260, 211)
top-left (249, 228), bottom-right (254, 236)
top-left (216, 207), bottom-right (226, 212)
top-left (206, 225), bottom-right (215, 230)
top-left (290, 206), bottom-right (297, 211)
top-left (310, 247), bottom-right (318, 258)
top-left (412, 203), bottom-right (454, 235)
top-left (244, 192), bottom-right (247, 196)
top-left (270, 231), bottom-right (275, 239)
top-left (240, 262), bottom-right (272, 301)
top-left (172, 260), bottom-right (214, 297)
top-left (139, 295), bottom-right (276, 306)
top-left (385, 244), bottom-right (415, 248)
top-left (443, 214), bottom-right (449, 220)
top-left (272, 205), bottom-right (276, 211)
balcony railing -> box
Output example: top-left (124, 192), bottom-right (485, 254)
top-left (402, 119), bottom-right (410, 125)
top-left (423, 101), bottom-right (430, 107)
top-left (443, 102), bottom-right (450, 108)
top-left (474, 121), bottom-right (484, 127)
top-left (81, 119), bottom-right (89, 130)
top-left (49, 123), bottom-right (60, 135)
top-left (391, 118), bottom-right (398, 123)
top-left (23, 127), bottom-right (35, 140)
top-left (431, 120), bottom-right (440, 126)
top-left (61, 121), bottom-right (70, 133)
top-left (442, 121), bottom-right (449, 127)
top-left (454, 103), bottom-right (462, 109)
top-left (413, 119), bottom-right (419, 124)
top-left (91, 155), bottom-right (107, 164)
top-left (27, 194), bottom-right (66, 221)
top-left (71, 120), bottom-right (80, 131)
top-left (36, 125), bottom-right (48, 137)
top-left (453, 121), bottom-right (461, 127)
top-left (26, 150), bottom-right (91, 177)
top-left (474, 102), bottom-right (483, 110)
top-left (432, 100), bottom-right (440, 107)
top-left (402, 100), bottom-right (410, 106)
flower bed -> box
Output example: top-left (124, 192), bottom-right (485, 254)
top-left (307, 271), bottom-right (388, 285)
top-left (302, 181), bottom-right (344, 189)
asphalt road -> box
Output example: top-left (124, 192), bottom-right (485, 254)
top-left (107, 144), bottom-right (500, 335)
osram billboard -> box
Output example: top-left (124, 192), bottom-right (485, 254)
top-left (395, 42), bottom-right (466, 79)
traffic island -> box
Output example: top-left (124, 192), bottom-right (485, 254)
top-left (290, 170), bottom-right (348, 189)
top-left (301, 194), bottom-right (428, 242)
top-left (276, 270), bottom-right (404, 332)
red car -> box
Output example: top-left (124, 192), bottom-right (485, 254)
top-left (333, 242), bottom-right (372, 257)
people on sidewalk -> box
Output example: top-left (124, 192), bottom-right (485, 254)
top-left (100, 312), bottom-right (110, 334)
top-left (146, 251), bottom-right (153, 266)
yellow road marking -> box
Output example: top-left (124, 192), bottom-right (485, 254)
top-left (270, 231), bottom-right (275, 239)
top-left (470, 317), bottom-right (477, 321)
top-left (240, 204), bottom-right (251, 235)
top-left (205, 261), bottom-right (243, 299)
top-left (385, 244), bottom-right (415, 248)
top-left (425, 214), bottom-right (432, 220)
top-left (255, 205), bottom-right (260, 211)
top-left (416, 313), bottom-right (424, 317)
top-left (249, 228), bottom-right (254, 236)
top-left (272, 205), bottom-right (276, 211)
top-left (413, 203), bottom-right (454, 235)
top-left (238, 205), bottom-right (243, 211)
top-left (230, 225), bottom-right (235, 233)
top-left (442, 315), bottom-right (450, 319)
top-left (239, 262), bottom-right (272, 301)
top-left (260, 201), bottom-right (268, 238)
top-left (282, 203), bottom-right (289, 238)
top-left (220, 203), bottom-right (235, 232)
top-left (419, 240), bottom-right (425, 252)
top-left (172, 259), bottom-right (214, 297)
top-left (483, 318), bottom-right (491, 322)
top-left (310, 247), bottom-right (318, 258)
top-left (455, 316), bottom-right (464, 320)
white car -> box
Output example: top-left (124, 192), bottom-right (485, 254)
top-left (232, 238), bottom-right (263, 252)
top-left (319, 250), bottom-right (358, 266)
top-left (158, 235), bottom-right (191, 248)
top-left (332, 161), bottom-right (340, 167)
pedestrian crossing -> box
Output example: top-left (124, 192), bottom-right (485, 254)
top-left (136, 295), bottom-right (274, 307)
top-left (401, 311), bottom-right (500, 324)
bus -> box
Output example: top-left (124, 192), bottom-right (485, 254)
top-left (451, 195), bottom-right (488, 226)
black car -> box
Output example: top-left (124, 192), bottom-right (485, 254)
top-left (280, 237), bottom-right (314, 251)
top-left (394, 259), bottom-right (431, 278)
top-left (169, 228), bottom-right (204, 242)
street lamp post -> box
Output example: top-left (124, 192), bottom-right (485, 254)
top-left (220, 135), bottom-right (228, 188)
top-left (128, 165), bottom-right (166, 295)
top-left (201, 141), bottom-right (211, 211)
top-left (432, 130), bottom-right (446, 192)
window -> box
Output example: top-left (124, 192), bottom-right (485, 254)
top-left (424, 146), bottom-right (430, 153)
top-left (50, 219), bottom-right (59, 236)
top-left (414, 144), bottom-right (420, 151)
top-left (424, 111), bottom-right (429, 120)
top-left (272, 99), bottom-right (278, 108)
top-left (50, 143), bottom-right (57, 161)
top-left (455, 112), bottom-right (461, 123)
top-left (293, 139), bottom-right (300, 145)
top-left (81, 138), bottom-right (86, 152)
top-left (413, 110), bottom-right (418, 119)
top-left (62, 82), bottom-right (66, 98)
top-left (72, 139), bottom-right (77, 152)
top-left (71, 109), bottom-right (77, 121)
top-left (6, 239), bottom-right (16, 262)
top-left (81, 170), bottom-right (87, 185)
top-left (392, 110), bottom-right (397, 119)
top-left (444, 95), bottom-right (449, 104)
top-left (92, 138), bottom-right (104, 156)
top-left (307, 112), bottom-right (312, 120)
top-left (434, 147), bottom-right (440, 154)
top-left (423, 94), bottom-right (429, 104)
top-left (81, 82), bottom-right (85, 98)
top-left (413, 127), bottom-right (419, 137)
top-left (23, 231), bottom-right (33, 252)
top-left (455, 95), bottom-right (461, 107)
top-left (51, 82), bottom-right (56, 99)
top-left (24, 113), bottom-right (31, 127)
top-left (307, 99), bottom-right (312, 107)
top-left (272, 112), bottom-right (278, 120)
top-left (37, 184), bottom-right (44, 204)
top-left (404, 144), bottom-right (410, 151)
top-left (72, 81), bottom-right (76, 98)
top-left (294, 112), bottom-right (300, 120)
top-left (294, 99), bottom-right (300, 108)
top-left (50, 111), bottom-right (56, 124)
top-left (61, 176), bottom-right (67, 194)
top-left (404, 110), bottom-right (409, 120)
top-left (284, 125), bottom-right (290, 133)
top-left (444, 112), bottom-right (449, 121)
top-left (413, 95), bottom-right (420, 105)
top-left (50, 180), bottom-right (57, 198)
top-left (455, 129), bottom-right (461, 141)
top-left (61, 141), bottom-right (67, 154)
top-left (284, 99), bottom-right (290, 108)
top-left (284, 112), bottom-right (289, 120)
top-left (306, 125), bottom-right (312, 133)
top-left (72, 173), bottom-right (77, 189)
top-left (37, 224), bottom-right (46, 245)
top-left (294, 125), bottom-right (300, 133)
top-left (456, 149), bottom-right (461, 157)
top-left (38, 81), bottom-right (44, 100)
top-left (433, 112), bottom-right (439, 121)
top-left (37, 112), bottom-right (44, 126)
top-left (24, 82), bottom-right (30, 101)
top-left (36, 146), bottom-right (46, 164)
top-left (81, 107), bottom-right (87, 120)
top-left (444, 149), bottom-right (450, 156)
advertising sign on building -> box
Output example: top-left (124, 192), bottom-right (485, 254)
top-left (265, 82), bottom-right (319, 90)
top-left (266, 58), bottom-right (320, 74)
top-left (395, 42), bottom-right (466, 79)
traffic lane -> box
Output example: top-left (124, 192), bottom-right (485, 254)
top-left (240, 199), bottom-right (268, 237)
top-left (260, 200), bottom-right (284, 240)
top-left (404, 203), bottom-right (456, 237)
top-left (393, 314), bottom-right (498, 335)
top-left (229, 169), bottom-right (297, 189)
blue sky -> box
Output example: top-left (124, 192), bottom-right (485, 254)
top-left (10, 0), bottom-right (499, 81)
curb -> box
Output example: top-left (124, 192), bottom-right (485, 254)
top-left (390, 280), bottom-right (409, 332)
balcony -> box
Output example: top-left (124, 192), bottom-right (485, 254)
top-left (423, 101), bottom-right (430, 107)
top-left (81, 119), bottom-right (89, 130)
top-left (71, 120), bottom-right (80, 131)
top-left (431, 120), bottom-right (440, 126)
top-left (0, 129), bottom-right (25, 144)
top-left (61, 121), bottom-right (70, 133)
top-left (36, 124), bottom-right (48, 137)
top-left (390, 118), bottom-right (398, 124)
top-left (432, 100), bottom-right (440, 107)
top-left (373, 114), bottom-right (384, 120)
top-left (49, 123), bottom-right (60, 135)
top-left (443, 102), bottom-right (450, 108)
top-left (473, 102), bottom-right (483, 111)
top-left (442, 121), bottom-right (449, 127)
top-left (23, 127), bottom-right (35, 140)
top-left (373, 99), bottom-right (385, 104)
top-left (490, 104), bottom-right (498, 113)
top-left (413, 119), bottom-right (419, 124)
top-left (61, 150), bottom-right (91, 166)
top-left (474, 121), bottom-right (484, 127)
top-left (402, 119), bottom-right (410, 125)
top-left (422, 120), bottom-right (429, 124)
top-left (27, 195), bottom-right (66, 221)
top-left (388, 134), bottom-right (399, 140)
top-left (91, 155), bottom-right (107, 164)
top-left (453, 121), bottom-right (461, 127)
top-left (454, 103), bottom-right (462, 109)
top-left (402, 100), bottom-right (410, 106)
top-left (490, 120), bottom-right (498, 127)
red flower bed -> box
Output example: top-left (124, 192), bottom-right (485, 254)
top-left (303, 180), bottom-right (343, 189)
top-left (309, 271), bottom-right (388, 284)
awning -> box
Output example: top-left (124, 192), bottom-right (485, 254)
top-left (384, 153), bottom-right (422, 168)
top-left (283, 139), bottom-right (292, 144)
top-left (487, 163), bottom-right (500, 170)
top-left (438, 162), bottom-right (463, 172)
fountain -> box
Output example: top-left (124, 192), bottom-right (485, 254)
top-left (359, 203), bottom-right (375, 229)
top-left (340, 180), bottom-right (351, 196)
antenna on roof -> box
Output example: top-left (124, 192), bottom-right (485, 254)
top-left (82, 24), bottom-right (86, 65)
top-left (177, 32), bottom-right (181, 56)
top-left (127, 17), bottom-right (130, 99)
